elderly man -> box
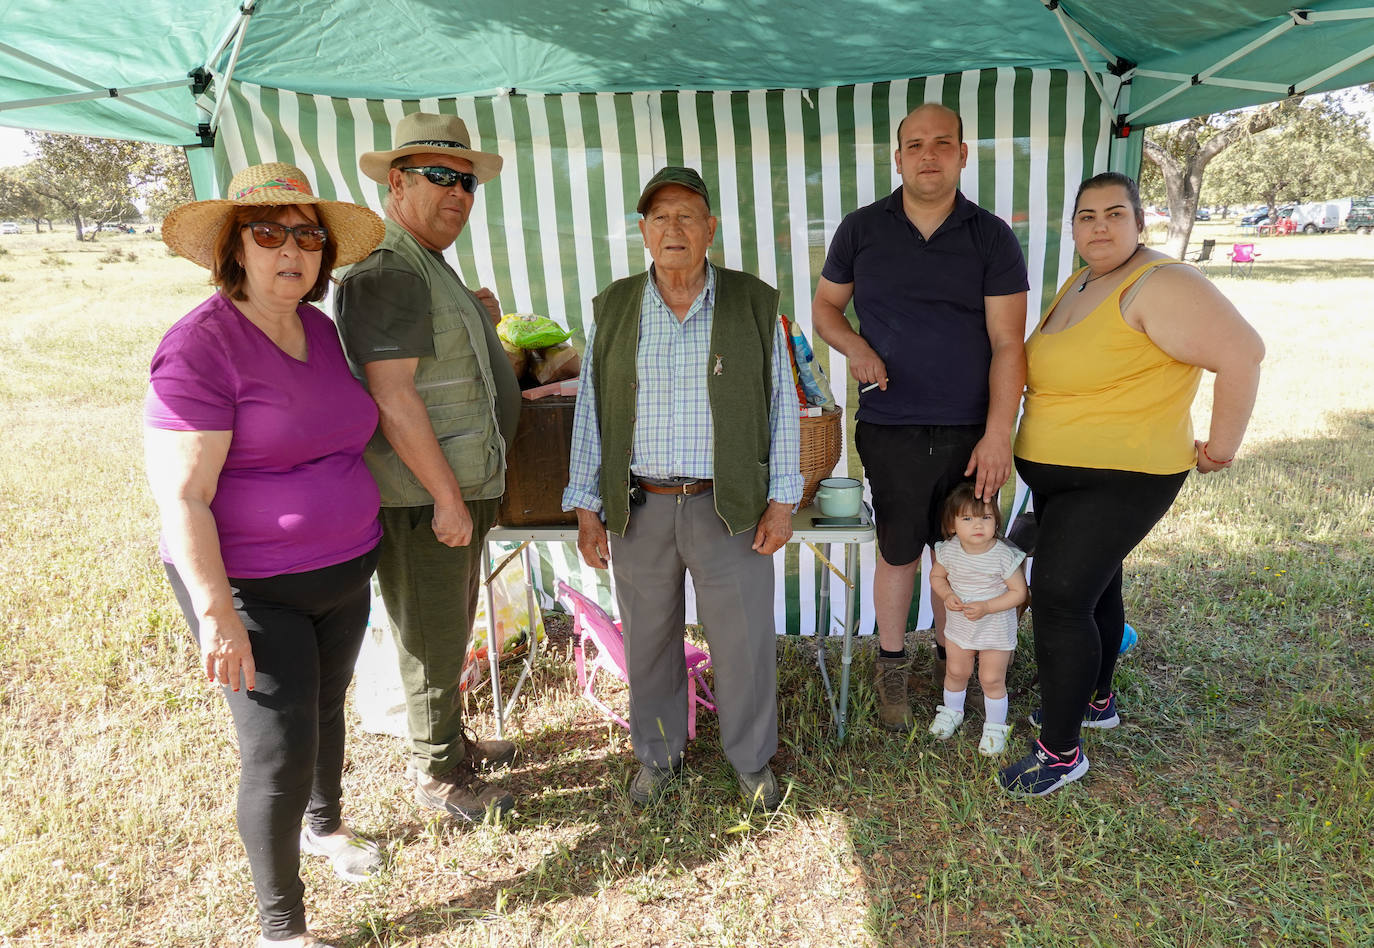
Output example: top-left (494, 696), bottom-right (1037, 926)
top-left (335, 113), bottom-right (522, 820)
top-left (812, 102), bottom-right (1028, 735)
top-left (562, 167), bottom-right (802, 809)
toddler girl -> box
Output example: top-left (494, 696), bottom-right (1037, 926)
top-left (927, 483), bottom-right (1028, 755)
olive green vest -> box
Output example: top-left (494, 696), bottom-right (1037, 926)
top-left (347, 221), bottom-right (507, 507)
top-left (592, 266), bottom-right (778, 536)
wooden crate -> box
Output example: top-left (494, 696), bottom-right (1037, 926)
top-left (496, 395), bottom-right (578, 526)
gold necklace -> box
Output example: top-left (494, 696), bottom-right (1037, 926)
top-left (1077, 244), bottom-right (1143, 293)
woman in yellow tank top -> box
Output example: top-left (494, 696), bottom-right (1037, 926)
top-left (999, 172), bottom-right (1264, 798)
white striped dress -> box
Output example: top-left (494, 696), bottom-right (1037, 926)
top-left (934, 538), bottom-right (1027, 651)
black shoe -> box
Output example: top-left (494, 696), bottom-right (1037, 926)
top-left (628, 763), bottom-right (681, 807)
top-left (737, 766), bottom-right (781, 810)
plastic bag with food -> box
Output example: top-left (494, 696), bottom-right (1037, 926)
top-left (497, 312), bottom-right (572, 350)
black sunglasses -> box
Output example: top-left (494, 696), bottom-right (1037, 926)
top-left (401, 166), bottom-right (479, 193)
top-left (242, 220), bottom-right (328, 252)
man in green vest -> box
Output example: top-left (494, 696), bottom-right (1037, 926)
top-left (335, 113), bottom-right (523, 822)
top-left (562, 167), bottom-right (803, 811)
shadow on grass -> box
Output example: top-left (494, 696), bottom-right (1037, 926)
top-left (1210, 257), bottom-right (1374, 283)
top-left (349, 656), bottom-right (873, 946)
top-left (341, 415), bottom-right (1374, 946)
top-left (811, 412), bottom-right (1374, 947)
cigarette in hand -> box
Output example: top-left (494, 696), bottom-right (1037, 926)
top-left (861, 380), bottom-right (885, 393)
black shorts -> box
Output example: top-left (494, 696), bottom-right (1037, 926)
top-left (855, 421), bottom-right (984, 566)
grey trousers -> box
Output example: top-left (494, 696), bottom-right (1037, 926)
top-left (608, 490), bottom-right (778, 774)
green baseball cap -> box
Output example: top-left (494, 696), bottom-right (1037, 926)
top-left (636, 166), bottom-right (712, 214)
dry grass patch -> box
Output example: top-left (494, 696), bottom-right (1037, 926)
top-left (1, 228), bottom-right (1371, 946)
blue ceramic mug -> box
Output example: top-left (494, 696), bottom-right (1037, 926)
top-left (815, 477), bottom-right (863, 518)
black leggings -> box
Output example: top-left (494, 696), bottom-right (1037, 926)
top-left (165, 547), bottom-right (379, 940)
top-left (1016, 459), bottom-right (1188, 753)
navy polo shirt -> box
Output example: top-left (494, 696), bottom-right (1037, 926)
top-left (821, 188), bottom-right (1028, 426)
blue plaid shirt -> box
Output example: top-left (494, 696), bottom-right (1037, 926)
top-left (562, 264), bottom-right (803, 515)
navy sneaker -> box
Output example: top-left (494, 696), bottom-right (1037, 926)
top-left (1028, 692), bottom-right (1120, 730)
top-left (1082, 692), bottom-right (1120, 728)
top-left (998, 739), bottom-right (1090, 797)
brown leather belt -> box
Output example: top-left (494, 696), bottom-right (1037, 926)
top-left (637, 478), bottom-right (714, 496)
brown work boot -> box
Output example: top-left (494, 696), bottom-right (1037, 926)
top-left (874, 653), bottom-right (915, 732)
top-left (464, 731), bottom-right (518, 771)
top-left (414, 759), bottom-right (514, 821)
top-left (930, 642), bottom-right (948, 690)
top-left (406, 732), bottom-right (517, 783)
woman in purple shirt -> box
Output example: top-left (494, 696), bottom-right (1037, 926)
top-left (145, 163), bottom-right (385, 948)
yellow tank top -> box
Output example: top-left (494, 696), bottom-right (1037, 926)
top-left (1014, 260), bottom-right (1201, 474)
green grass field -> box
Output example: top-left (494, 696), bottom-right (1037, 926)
top-left (1, 226), bottom-right (1371, 947)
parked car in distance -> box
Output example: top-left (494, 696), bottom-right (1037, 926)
top-left (1254, 205), bottom-right (1296, 228)
top-left (1240, 206), bottom-right (1270, 225)
top-left (0, 221), bottom-right (20, 235)
top-left (1195, 208), bottom-right (1211, 221)
top-left (1143, 209), bottom-right (1169, 228)
top-left (1290, 202), bottom-right (1341, 234)
top-left (1345, 197), bottom-right (1374, 234)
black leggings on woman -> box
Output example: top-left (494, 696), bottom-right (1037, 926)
top-left (165, 546), bottom-right (379, 940)
top-left (1016, 459), bottom-right (1188, 754)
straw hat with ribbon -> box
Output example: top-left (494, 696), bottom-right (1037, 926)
top-left (359, 112), bottom-right (504, 185)
top-left (162, 162), bottom-right (385, 270)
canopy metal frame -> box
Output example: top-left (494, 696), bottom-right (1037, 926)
top-left (2, 2), bottom-right (1373, 164)
top-left (0, 0), bottom-right (258, 149)
top-left (1039, 3), bottom-right (1374, 129)
top-left (0, 41), bottom-right (195, 133)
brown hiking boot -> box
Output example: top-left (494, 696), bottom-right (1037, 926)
top-left (931, 647), bottom-right (948, 690)
top-left (874, 653), bottom-right (915, 732)
top-left (414, 759), bottom-right (514, 821)
top-left (464, 731), bottom-right (518, 771)
top-left (405, 732), bottom-right (517, 784)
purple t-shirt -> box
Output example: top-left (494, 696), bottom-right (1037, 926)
top-left (145, 294), bottom-right (382, 578)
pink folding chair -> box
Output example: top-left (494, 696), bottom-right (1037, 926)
top-left (1228, 242), bottom-right (1259, 277)
top-left (556, 581), bottom-right (716, 739)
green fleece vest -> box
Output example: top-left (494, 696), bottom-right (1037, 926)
top-left (592, 266), bottom-right (779, 536)
top-left (349, 221), bottom-right (506, 506)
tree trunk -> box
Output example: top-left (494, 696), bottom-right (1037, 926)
top-left (1144, 99), bottom-right (1301, 258)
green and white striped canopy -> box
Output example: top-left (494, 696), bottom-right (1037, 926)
top-left (215, 68), bottom-right (1105, 633)
top-left (4, 1), bottom-right (1374, 145)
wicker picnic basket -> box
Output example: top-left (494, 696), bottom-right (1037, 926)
top-left (799, 408), bottom-right (843, 508)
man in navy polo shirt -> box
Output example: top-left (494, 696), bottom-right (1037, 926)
top-left (812, 102), bottom-right (1028, 733)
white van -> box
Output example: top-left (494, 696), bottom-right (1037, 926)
top-left (1291, 202), bottom-right (1341, 233)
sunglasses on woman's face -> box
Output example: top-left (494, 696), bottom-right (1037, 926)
top-left (401, 166), bottom-right (480, 193)
top-left (242, 220), bottom-right (329, 252)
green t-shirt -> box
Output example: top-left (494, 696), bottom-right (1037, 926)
top-left (336, 247), bottom-right (520, 447)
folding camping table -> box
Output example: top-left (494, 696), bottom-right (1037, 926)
top-left (482, 504), bottom-right (875, 740)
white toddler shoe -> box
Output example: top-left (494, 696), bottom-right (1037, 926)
top-left (978, 721), bottom-right (1013, 756)
top-left (928, 705), bottom-right (965, 740)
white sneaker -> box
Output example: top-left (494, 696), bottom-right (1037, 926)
top-left (979, 721), bottom-right (1013, 756)
top-left (928, 705), bottom-right (965, 740)
top-left (300, 825), bottom-right (383, 882)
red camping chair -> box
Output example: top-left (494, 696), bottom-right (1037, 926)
top-left (1228, 243), bottom-right (1259, 277)
top-left (556, 581), bottom-right (717, 739)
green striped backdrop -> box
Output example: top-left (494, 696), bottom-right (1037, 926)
top-left (212, 69), bottom-right (1108, 635)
